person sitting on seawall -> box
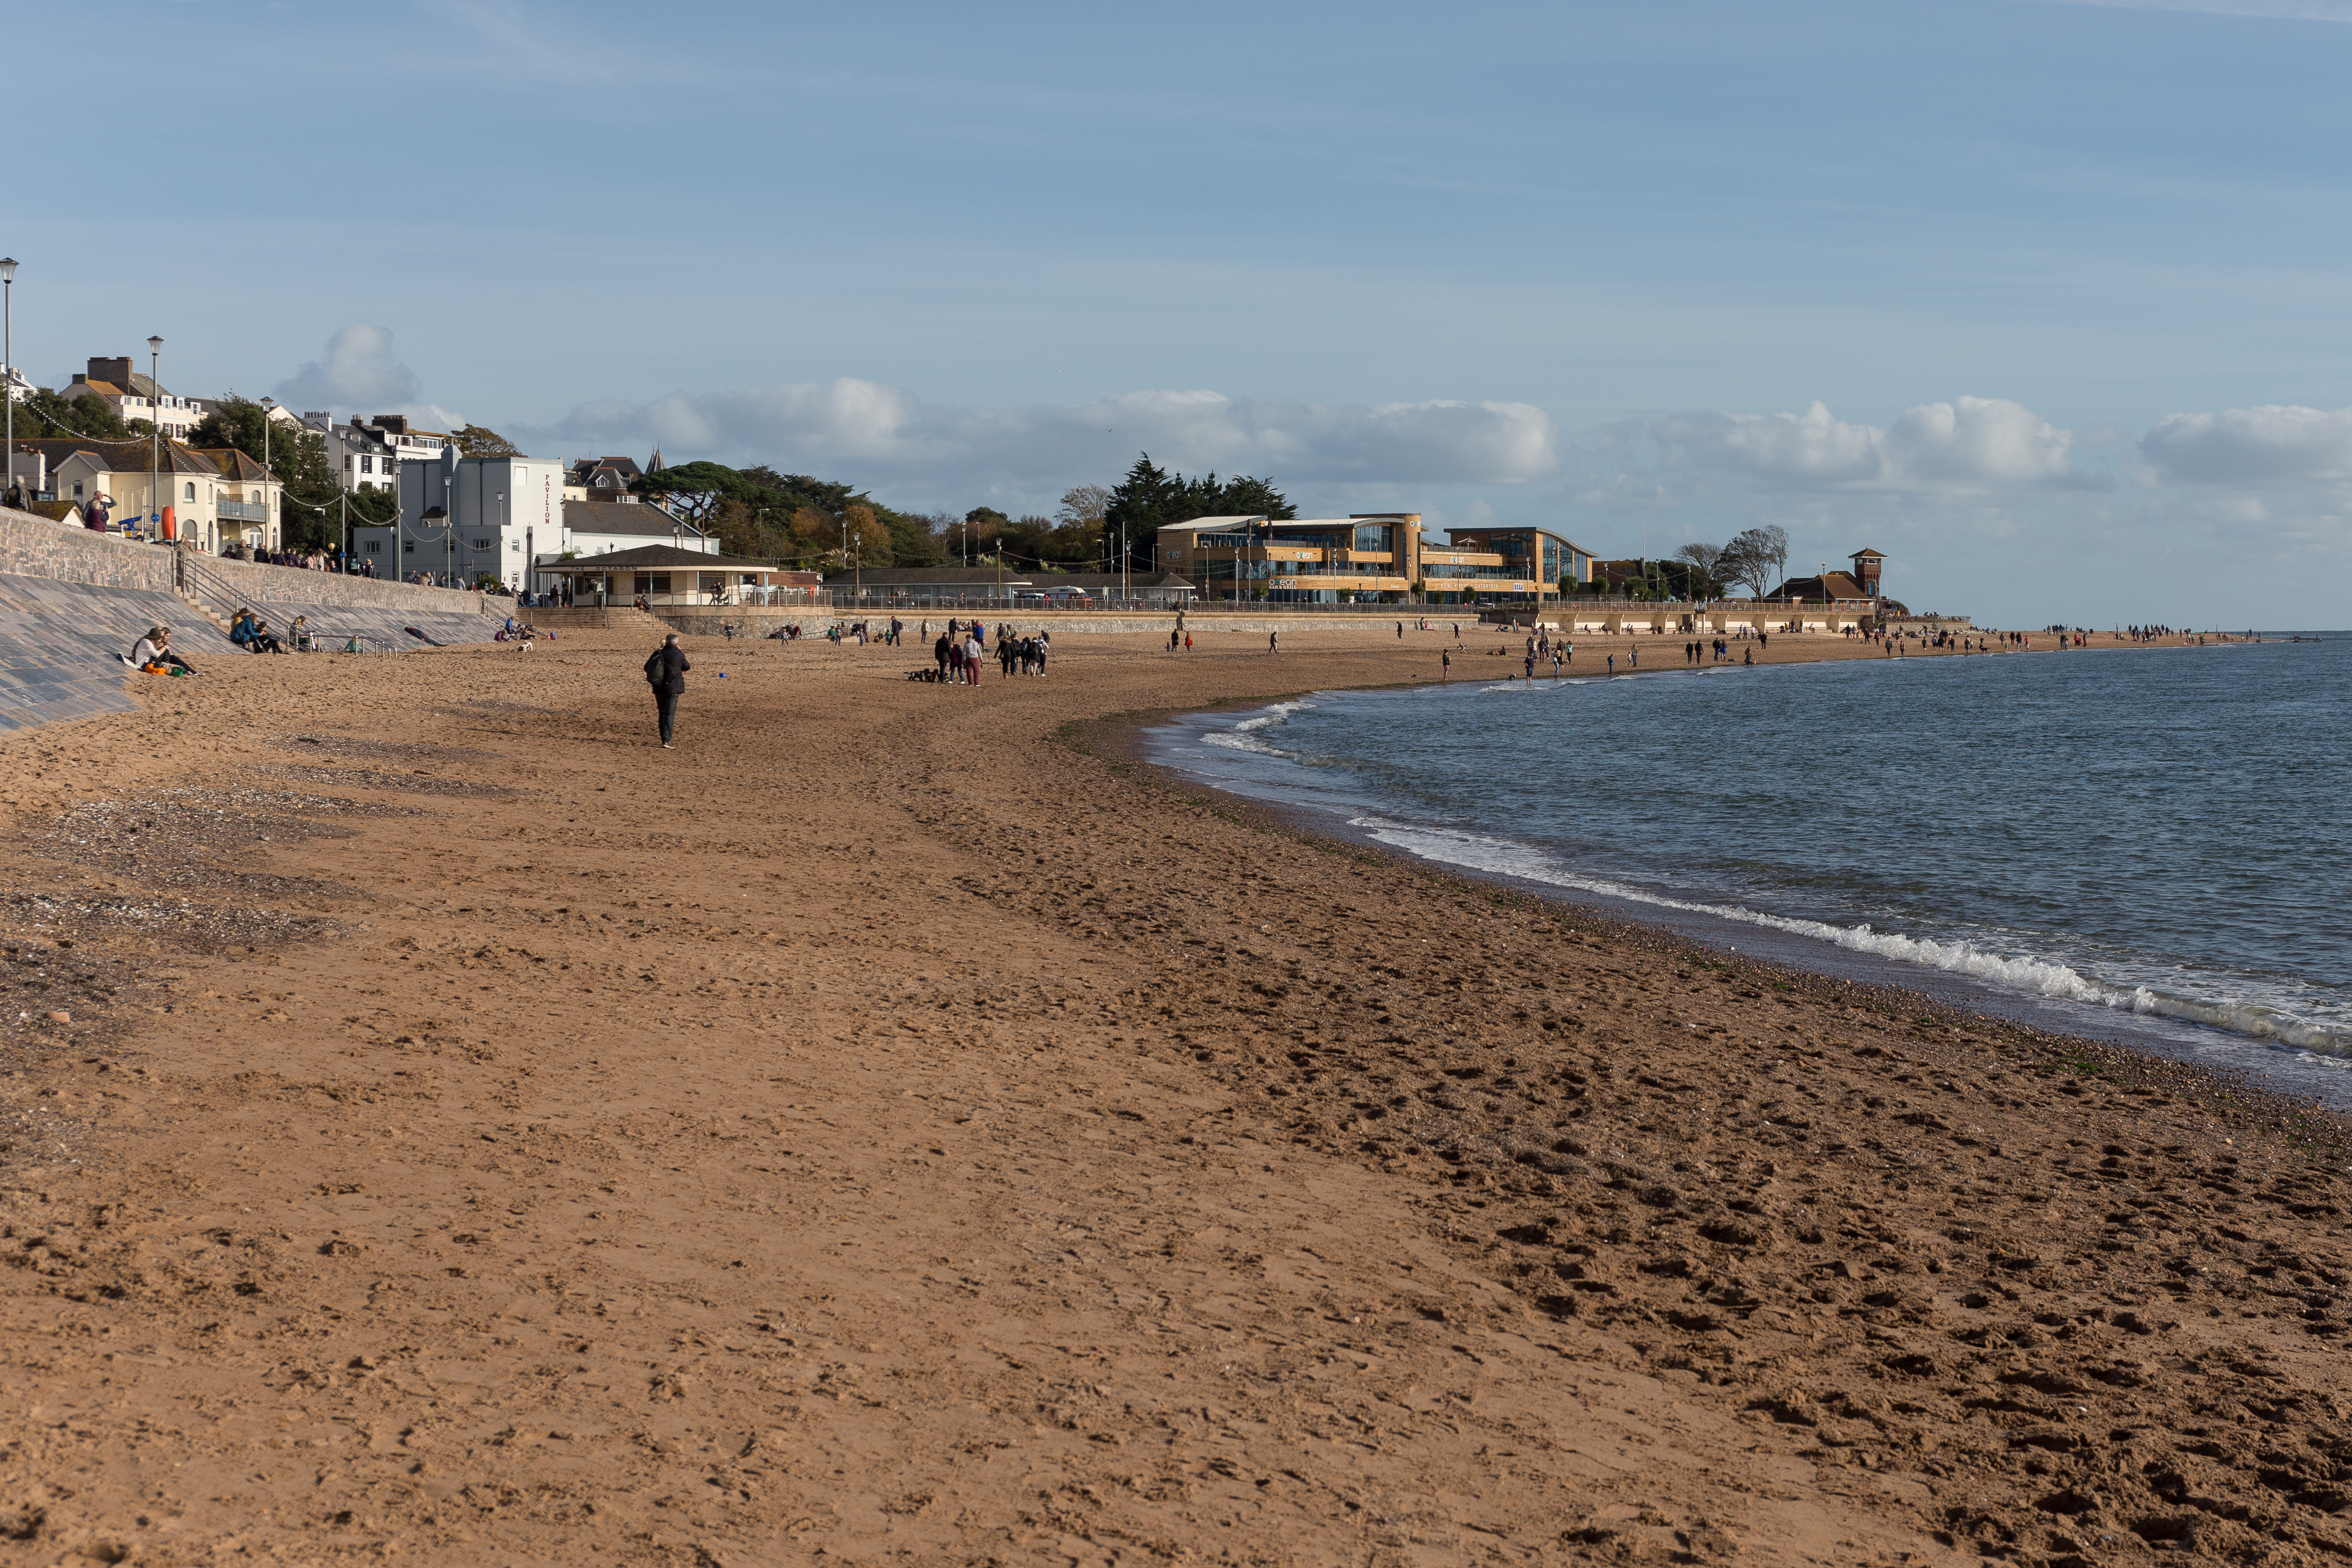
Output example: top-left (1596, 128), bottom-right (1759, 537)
top-left (247, 616), bottom-right (288, 655)
top-left (288, 615), bottom-right (316, 652)
top-left (129, 626), bottom-right (197, 675)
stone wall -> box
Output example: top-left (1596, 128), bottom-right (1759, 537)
top-left (0, 506), bottom-right (177, 592)
top-left (186, 554), bottom-right (500, 618)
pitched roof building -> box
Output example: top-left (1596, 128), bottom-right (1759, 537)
top-left (10, 437), bottom-right (282, 551)
top-left (563, 456), bottom-right (645, 502)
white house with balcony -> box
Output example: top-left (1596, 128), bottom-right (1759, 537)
top-left (14, 437), bottom-right (281, 552)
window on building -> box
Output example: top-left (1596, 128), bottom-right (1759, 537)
top-left (185, 482), bottom-right (195, 500)
top-left (344, 455), bottom-right (353, 473)
top-left (365, 540), bottom-right (381, 555)
top-left (403, 543), bottom-right (414, 554)
top-left (474, 538), bottom-right (495, 550)
top-left (360, 456), bottom-right (373, 474)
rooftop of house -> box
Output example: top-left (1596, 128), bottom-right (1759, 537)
top-left (563, 500), bottom-right (702, 537)
top-left (11, 437), bottom-right (230, 476)
top-left (1766, 571), bottom-right (1873, 601)
top-left (538, 543), bottom-right (780, 572)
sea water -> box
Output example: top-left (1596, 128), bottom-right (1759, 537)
top-left (1145, 635), bottom-right (2352, 1103)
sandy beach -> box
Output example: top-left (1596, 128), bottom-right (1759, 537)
top-left (0, 622), bottom-right (2341, 1567)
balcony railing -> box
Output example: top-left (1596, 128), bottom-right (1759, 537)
top-left (217, 500), bottom-right (266, 523)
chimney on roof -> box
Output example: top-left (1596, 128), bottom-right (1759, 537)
top-left (88, 356), bottom-right (132, 388)
top-left (375, 414), bottom-right (409, 435)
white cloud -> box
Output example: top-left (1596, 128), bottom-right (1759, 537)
top-left (1651, 396), bottom-right (2089, 492)
top-left (532, 379), bottom-right (1560, 489)
top-left (2139, 404), bottom-right (2352, 483)
top-left (272, 324), bottom-right (462, 428)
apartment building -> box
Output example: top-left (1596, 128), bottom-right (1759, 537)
top-left (305, 413), bottom-right (455, 494)
top-left (1155, 514), bottom-right (1591, 605)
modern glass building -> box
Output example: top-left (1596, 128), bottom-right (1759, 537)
top-left (1155, 515), bottom-right (1591, 605)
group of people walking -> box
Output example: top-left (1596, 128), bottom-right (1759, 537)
top-left (927, 619), bottom-right (1052, 683)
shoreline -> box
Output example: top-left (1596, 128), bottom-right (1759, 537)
top-left (1115, 659), bottom-right (2352, 1104)
top-left (2, 625), bottom-right (2348, 1565)
top-left (1084, 694), bottom-right (2351, 1154)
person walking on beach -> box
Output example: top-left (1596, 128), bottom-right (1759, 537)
top-left (1268, 629), bottom-right (1279, 654)
top-left (1441, 650), bottom-right (1450, 680)
top-left (644, 633), bottom-right (690, 749)
top-left (1607, 653), bottom-right (1615, 674)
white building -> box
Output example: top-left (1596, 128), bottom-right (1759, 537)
top-left (562, 499), bottom-right (712, 559)
top-left (58, 356), bottom-right (205, 441)
top-left (366, 448), bottom-right (566, 591)
top-left (305, 413), bottom-right (454, 495)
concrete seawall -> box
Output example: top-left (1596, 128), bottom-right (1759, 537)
top-left (0, 507), bottom-right (502, 737)
top-left (654, 607), bottom-right (1438, 638)
top-left (176, 552), bottom-right (496, 650)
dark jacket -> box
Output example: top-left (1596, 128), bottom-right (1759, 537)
top-left (644, 644), bottom-right (691, 695)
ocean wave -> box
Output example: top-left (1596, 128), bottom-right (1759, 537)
top-left (1201, 698), bottom-right (1317, 756)
top-left (1353, 816), bottom-right (2352, 1058)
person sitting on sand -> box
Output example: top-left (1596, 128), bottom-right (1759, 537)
top-left (130, 626), bottom-right (197, 675)
top-left (249, 617), bottom-right (288, 655)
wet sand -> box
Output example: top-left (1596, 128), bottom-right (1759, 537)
top-left (0, 624), bottom-right (2342, 1567)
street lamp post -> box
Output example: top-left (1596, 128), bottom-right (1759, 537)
top-left (0, 259), bottom-right (16, 507)
top-left (421, 504), bottom-right (447, 585)
top-left (259, 396), bottom-right (275, 553)
top-left (146, 336), bottom-right (164, 544)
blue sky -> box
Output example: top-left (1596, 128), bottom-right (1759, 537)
top-left (22, 0), bottom-right (2352, 623)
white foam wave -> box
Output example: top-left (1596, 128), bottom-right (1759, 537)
top-left (1203, 698), bottom-right (1317, 756)
top-left (1354, 817), bottom-right (2352, 1057)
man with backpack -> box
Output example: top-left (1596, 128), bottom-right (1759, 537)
top-left (644, 633), bottom-right (690, 749)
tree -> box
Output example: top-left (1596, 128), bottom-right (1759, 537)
top-left (1102, 454), bottom-right (1297, 570)
top-left (1673, 541), bottom-right (1727, 598)
top-left (1212, 474), bottom-right (1296, 521)
top-left (1056, 485), bottom-right (1110, 526)
top-left (189, 396), bottom-right (391, 550)
top-left (632, 460), bottom-right (745, 527)
top-left (1103, 454), bottom-right (1184, 568)
top-left (843, 502), bottom-right (891, 566)
top-left (452, 423), bottom-right (523, 459)
top-left (1720, 525), bottom-right (1789, 598)
top-left (11, 388), bottom-right (129, 441)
